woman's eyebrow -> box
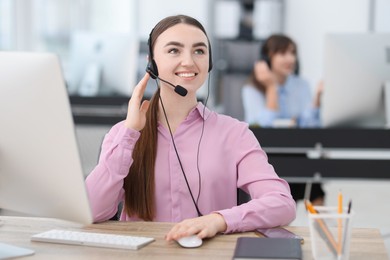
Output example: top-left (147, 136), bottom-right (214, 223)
top-left (164, 41), bottom-right (183, 48)
top-left (164, 41), bottom-right (208, 48)
top-left (193, 42), bottom-right (208, 48)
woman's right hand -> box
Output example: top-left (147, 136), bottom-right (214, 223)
top-left (254, 60), bottom-right (276, 89)
top-left (124, 73), bottom-right (151, 131)
top-left (254, 61), bottom-right (278, 110)
top-left (313, 80), bottom-right (324, 108)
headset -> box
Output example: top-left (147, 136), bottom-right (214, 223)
top-left (260, 53), bottom-right (272, 70)
top-left (145, 25), bottom-right (213, 217)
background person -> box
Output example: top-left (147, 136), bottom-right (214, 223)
top-left (242, 34), bottom-right (325, 205)
top-left (242, 34), bottom-right (322, 128)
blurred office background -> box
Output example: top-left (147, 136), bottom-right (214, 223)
top-left (2, 0), bottom-right (389, 103)
top-left (1, 0), bottom-right (389, 254)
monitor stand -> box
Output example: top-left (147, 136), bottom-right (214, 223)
top-left (0, 242), bottom-right (35, 259)
top-left (385, 80), bottom-right (390, 128)
top-left (0, 217), bottom-right (34, 258)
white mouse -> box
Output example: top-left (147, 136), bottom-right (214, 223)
top-left (176, 235), bottom-right (203, 248)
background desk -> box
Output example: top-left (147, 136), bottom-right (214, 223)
top-left (251, 128), bottom-right (390, 180)
top-left (0, 216), bottom-right (388, 259)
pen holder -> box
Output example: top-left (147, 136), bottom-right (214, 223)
top-left (308, 206), bottom-right (354, 260)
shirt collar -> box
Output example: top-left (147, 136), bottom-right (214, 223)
top-left (187, 102), bottom-right (212, 121)
top-left (158, 102), bottom-right (212, 129)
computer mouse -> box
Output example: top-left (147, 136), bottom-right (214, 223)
top-left (176, 235), bottom-right (203, 248)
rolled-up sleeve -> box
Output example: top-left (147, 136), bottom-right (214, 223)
top-left (242, 85), bottom-right (277, 127)
top-left (216, 124), bottom-right (296, 233)
top-left (85, 122), bottom-right (140, 222)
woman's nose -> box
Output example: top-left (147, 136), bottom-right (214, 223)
top-left (180, 51), bottom-right (195, 67)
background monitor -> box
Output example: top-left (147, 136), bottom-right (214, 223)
top-left (321, 33), bottom-right (390, 128)
top-left (0, 51), bottom-right (93, 225)
top-left (66, 32), bottom-right (139, 97)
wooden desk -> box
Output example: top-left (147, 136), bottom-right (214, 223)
top-left (0, 216), bottom-right (388, 259)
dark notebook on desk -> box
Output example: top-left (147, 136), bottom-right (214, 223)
top-left (232, 237), bottom-right (302, 260)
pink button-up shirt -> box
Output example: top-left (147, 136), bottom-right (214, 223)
top-left (85, 103), bottom-right (296, 233)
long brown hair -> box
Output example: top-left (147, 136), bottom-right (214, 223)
top-left (123, 15), bottom-right (211, 221)
top-left (248, 34), bottom-right (297, 93)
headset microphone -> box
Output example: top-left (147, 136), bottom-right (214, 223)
top-left (146, 68), bottom-right (187, 97)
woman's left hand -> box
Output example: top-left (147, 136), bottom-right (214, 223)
top-left (165, 213), bottom-right (227, 241)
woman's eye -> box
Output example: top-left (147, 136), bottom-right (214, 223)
top-left (168, 48), bottom-right (179, 54)
top-left (195, 49), bottom-right (205, 55)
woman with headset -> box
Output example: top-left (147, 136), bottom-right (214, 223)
top-left (242, 34), bottom-right (324, 205)
top-left (242, 34), bottom-right (322, 128)
top-left (86, 15), bottom-right (295, 242)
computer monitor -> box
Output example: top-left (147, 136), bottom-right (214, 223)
top-left (0, 51), bottom-right (93, 225)
top-left (66, 32), bottom-right (139, 97)
top-left (321, 33), bottom-right (390, 128)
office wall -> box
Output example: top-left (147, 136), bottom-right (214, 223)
top-left (137, 0), bottom-right (212, 41)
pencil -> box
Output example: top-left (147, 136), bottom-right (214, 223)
top-left (337, 191), bottom-right (343, 256)
top-left (305, 200), bottom-right (338, 256)
top-left (341, 200), bottom-right (352, 256)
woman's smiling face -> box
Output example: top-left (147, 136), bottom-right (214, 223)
top-left (152, 23), bottom-right (210, 94)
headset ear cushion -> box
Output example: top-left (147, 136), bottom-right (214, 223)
top-left (146, 59), bottom-right (158, 79)
top-left (260, 54), bottom-right (271, 69)
top-left (208, 47), bottom-right (213, 72)
top-left (294, 60), bottom-right (300, 75)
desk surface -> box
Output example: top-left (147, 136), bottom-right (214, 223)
top-left (0, 216), bottom-right (388, 259)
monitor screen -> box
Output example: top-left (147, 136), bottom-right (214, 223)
top-left (66, 32), bottom-right (139, 97)
top-left (0, 51), bottom-right (93, 224)
top-left (321, 33), bottom-right (390, 128)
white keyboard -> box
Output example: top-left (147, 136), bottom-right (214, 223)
top-left (31, 229), bottom-right (155, 250)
